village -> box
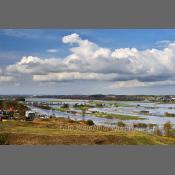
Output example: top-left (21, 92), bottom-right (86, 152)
top-left (0, 99), bottom-right (27, 121)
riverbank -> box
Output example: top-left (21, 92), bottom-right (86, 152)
top-left (1, 118), bottom-right (175, 145)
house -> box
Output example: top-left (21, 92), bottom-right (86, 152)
top-left (171, 97), bottom-right (175, 101)
top-left (1, 110), bottom-right (14, 120)
top-left (25, 111), bottom-right (36, 121)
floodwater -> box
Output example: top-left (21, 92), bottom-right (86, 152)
top-left (25, 98), bottom-right (175, 128)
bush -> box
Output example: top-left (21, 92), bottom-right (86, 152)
top-left (165, 112), bottom-right (175, 117)
top-left (117, 121), bottom-right (126, 127)
top-left (164, 122), bottom-right (172, 136)
top-left (139, 110), bottom-right (149, 115)
top-left (86, 120), bottom-right (94, 126)
top-left (164, 122), bottom-right (172, 130)
top-left (0, 134), bottom-right (9, 145)
top-left (154, 128), bottom-right (162, 136)
top-left (61, 103), bottom-right (69, 108)
top-left (133, 123), bottom-right (147, 128)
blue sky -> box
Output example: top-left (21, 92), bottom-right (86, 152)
top-left (1, 29), bottom-right (175, 60)
top-left (1, 29), bottom-right (175, 95)
top-left (1, 29), bottom-right (175, 58)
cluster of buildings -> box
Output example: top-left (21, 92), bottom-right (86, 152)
top-left (159, 96), bottom-right (175, 102)
top-left (0, 107), bottom-right (15, 120)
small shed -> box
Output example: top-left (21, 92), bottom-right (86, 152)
top-left (25, 111), bottom-right (36, 121)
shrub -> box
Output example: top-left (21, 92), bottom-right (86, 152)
top-left (117, 121), bottom-right (126, 127)
top-left (154, 128), bottom-right (162, 136)
top-left (0, 134), bottom-right (9, 145)
top-left (164, 122), bottom-right (172, 136)
top-left (96, 103), bottom-right (103, 107)
top-left (86, 120), bottom-right (94, 126)
top-left (139, 110), bottom-right (149, 115)
top-left (133, 123), bottom-right (147, 128)
top-left (165, 112), bottom-right (175, 117)
top-left (164, 122), bottom-right (172, 129)
top-left (61, 104), bottom-right (69, 108)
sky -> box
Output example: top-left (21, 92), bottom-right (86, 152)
top-left (1, 29), bottom-right (175, 95)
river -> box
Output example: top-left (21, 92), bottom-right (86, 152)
top-left (25, 98), bottom-right (175, 128)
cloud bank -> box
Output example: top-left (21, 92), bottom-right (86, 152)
top-left (2, 33), bottom-right (175, 89)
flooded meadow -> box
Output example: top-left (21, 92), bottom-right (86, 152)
top-left (25, 98), bottom-right (175, 128)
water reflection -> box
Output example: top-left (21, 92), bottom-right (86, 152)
top-left (26, 98), bottom-right (175, 127)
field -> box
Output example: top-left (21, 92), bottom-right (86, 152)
top-left (94, 112), bottom-right (145, 120)
top-left (1, 118), bottom-right (175, 145)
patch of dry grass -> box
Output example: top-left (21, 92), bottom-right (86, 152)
top-left (0, 119), bottom-right (175, 145)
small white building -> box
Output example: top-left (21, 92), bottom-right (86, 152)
top-left (25, 111), bottom-right (36, 120)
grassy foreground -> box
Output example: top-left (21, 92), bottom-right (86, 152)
top-left (0, 118), bottom-right (175, 145)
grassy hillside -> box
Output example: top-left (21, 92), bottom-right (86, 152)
top-left (0, 119), bottom-right (175, 145)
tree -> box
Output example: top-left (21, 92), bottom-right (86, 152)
top-left (86, 120), bottom-right (94, 126)
top-left (164, 122), bottom-right (172, 136)
top-left (62, 103), bottom-right (69, 108)
top-left (73, 103), bottom-right (78, 108)
top-left (117, 121), bottom-right (126, 127)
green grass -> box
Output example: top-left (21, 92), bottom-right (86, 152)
top-left (88, 101), bottom-right (132, 107)
top-left (53, 107), bottom-right (69, 112)
top-left (113, 103), bottom-right (131, 107)
top-left (93, 112), bottom-right (145, 120)
top-left (74, 106), bottom-right (90, 110)
top-left (88, 101), bottom-right (104, 107)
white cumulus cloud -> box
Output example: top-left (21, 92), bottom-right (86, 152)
top-left (3, 33), bottom-right (175, 89)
